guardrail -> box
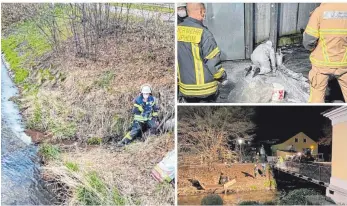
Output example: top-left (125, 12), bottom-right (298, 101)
top-left (273, 161), bottom-right (331, 184)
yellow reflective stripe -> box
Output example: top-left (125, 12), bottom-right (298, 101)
top-left (342, 48), bottom-right (347, 63)
top-left (177, 63), bottom-right (181, 82)
top-left (305, 26), bottom-right (319, 38)
top-left (125, 132), bottom-right (132, 140)
top-left (134, 104), bottom-right (144, 112)
top-left (191, 43), bottom-right (204, 85)
top-left (152, 112), bottom-right (158, 116)
top-left (320, 35), bottom-right (330, 62)
top-left (134, 115), bottom-right (147, 121)
top-left (206, 47), bottom-right (220, 59)
top-left (307, 26), bottom-right (318, 33)
top-left (180, 86), bottom-right (218, 96)
top-left (179, 81), bottom-right (218, 90)
top-left (177, 26), bottom-right (203, 44)
top-left (213, 68), bottom-right (225, 79)
top-left (310, 56), bottom-right (347, 67)
top-left (179, 83), bottom-right (218, 96)
top-left (319, 29), bottom-right (347, 34)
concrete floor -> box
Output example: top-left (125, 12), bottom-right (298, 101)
top-left (218, 44), bottom-right (345, 103)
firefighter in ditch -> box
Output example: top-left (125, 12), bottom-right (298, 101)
top-left (303, 3), bottom-right (347, 103)
top-left (177, 3), bottom-right (227, 103)
top-left (117, 85), bottom-right (159, 146)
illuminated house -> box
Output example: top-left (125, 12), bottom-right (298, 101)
top-left (271, 132), bottom-right (318, 157)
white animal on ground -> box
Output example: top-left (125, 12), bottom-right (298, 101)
top-left (251, 41), bottom-right (277, 75)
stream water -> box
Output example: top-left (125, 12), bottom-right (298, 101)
top-left (178, 190), bottom-right (277, 205)
top-left (178, 170), bottom-right (327, 205)
top-left (1, 60), bottom-right (55, 205)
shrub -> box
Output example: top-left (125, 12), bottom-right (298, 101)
top-left (279, 188), bottom-right (320, 205)
top-left (201, 194), bottom-right (224, 205)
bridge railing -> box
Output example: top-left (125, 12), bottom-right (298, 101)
top-left (275, 161), bottom-right (331, 183)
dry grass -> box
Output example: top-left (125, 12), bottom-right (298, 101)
top-left (5, 7), bottom-right (175, 204)
top-left (20, 23), bottom-right (174, 142)
top-left (44, 133), bottom-right (174, 205)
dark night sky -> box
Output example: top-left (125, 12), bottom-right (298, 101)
top-left (252, 106), bottom-right (335, 143)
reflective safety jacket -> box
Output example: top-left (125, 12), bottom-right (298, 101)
top-left (303, 3), bottom-right (347, 69)
top-left (177, 17), bottom-right (225, 97)
top-left (133, 95), bottom-right (159, 122)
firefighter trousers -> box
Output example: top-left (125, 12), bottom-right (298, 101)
top-left (308, 66), bottom-right (347, 103)
top-left (123, 119), bottom-right (157, 141)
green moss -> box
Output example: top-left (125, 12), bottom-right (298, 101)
top-left (2, 20), bottom-right (51, 84)
top-left (65, 162), bottom-right (79, 172)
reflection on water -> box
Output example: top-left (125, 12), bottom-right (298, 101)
top-left (178, 190), bottom-right (278, 205)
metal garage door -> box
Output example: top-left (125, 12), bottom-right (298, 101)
top-left (204, 3), bottom-right (245, 60)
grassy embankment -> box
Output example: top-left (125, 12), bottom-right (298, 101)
top-left (2, 4), bottom-right (174, 205)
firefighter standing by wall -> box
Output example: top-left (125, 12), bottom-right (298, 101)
top-left (118, 85), bottom-right (159, 146)
top-left (177, 3), bottom-right (227, 102)
top-left (303, 3), bottom-right (347, 103)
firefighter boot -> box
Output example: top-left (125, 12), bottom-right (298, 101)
top-left (253, 67), bottom-right (261, 78)
top-left (245, 66), bottom-right (252, 77)
top-left (117, 138), bottom-right (131, 147)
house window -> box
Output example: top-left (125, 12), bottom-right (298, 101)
top-left (303, 138), bottom-right (307, 143)
top-left (295, 138), bottom-right (298, 143)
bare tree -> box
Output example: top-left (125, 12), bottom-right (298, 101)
top-left (318, 121), bottom-right (332, 146)
top-left (178, 107), bottom-right (255, 165)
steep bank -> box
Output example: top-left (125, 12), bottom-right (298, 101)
top-left (2, 3), bottom-right (174, 205)
top-left (178, 163), bottom-right (276, 196)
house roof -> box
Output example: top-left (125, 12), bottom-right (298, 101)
top-left (271, 132), bottom-right (316, 147)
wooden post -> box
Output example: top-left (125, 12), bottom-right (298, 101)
top-left (269, 3), bottom-right (279, 51)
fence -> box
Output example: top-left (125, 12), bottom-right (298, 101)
top-left (275, 161), bottom-right (331, 183)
